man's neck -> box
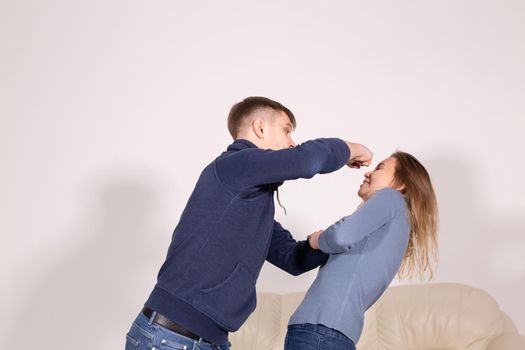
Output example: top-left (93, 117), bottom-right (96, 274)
top-left (235, 135), bottom-right (262, 148)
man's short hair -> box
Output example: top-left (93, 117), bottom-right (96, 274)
top-left (227, 96), bottom-right (296, 139)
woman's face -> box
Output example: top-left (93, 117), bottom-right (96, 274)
top-left (358, 157), bottom-right (400, 200)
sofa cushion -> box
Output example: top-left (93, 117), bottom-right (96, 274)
top-left (230, 283), bottom-right (519, 350)
top-left (358, 283), bottom-right (504, 350)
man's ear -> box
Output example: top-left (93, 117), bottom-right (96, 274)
top-left (252, 118), bottom-right (265, 139)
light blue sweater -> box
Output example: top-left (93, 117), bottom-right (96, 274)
top-left (288, 188), bottom-right (410, 343)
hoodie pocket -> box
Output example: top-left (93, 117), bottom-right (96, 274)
top-left (193, 262), bottom-right (256, 331)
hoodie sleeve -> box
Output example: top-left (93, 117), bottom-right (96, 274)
top-left (265, 221), bottom-right (329, 276)
top-left (215, 138), bottom-right (350, 192)
top-left (318, 188), bottom-right (406, 254)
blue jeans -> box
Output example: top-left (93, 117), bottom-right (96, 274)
top-left (125, 311), bottom-right (231, 350)
top-left (285, 323), bottom-right (355, 350)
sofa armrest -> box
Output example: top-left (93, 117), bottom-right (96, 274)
top-left (486, 332), bottom-right (525, 350)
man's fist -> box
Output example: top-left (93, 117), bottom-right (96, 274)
top-left (345, 142), bottom-right (373, 169)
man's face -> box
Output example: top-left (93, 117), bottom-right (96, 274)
top-left (262, 111), bottom-right (296, 150)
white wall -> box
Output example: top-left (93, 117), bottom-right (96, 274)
top-left (1, 1), bottom-right (524, 348)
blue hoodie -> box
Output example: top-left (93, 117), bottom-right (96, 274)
top-left (144, 138), bottom-right (350, 344)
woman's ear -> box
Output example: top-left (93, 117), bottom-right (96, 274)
top-left (252, 119), bottom-right (265, 139)
top-left (397, 183), bottom-right (407, 192)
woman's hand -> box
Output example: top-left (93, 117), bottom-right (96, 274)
top-left (308, 230), bottom-right (323, 249)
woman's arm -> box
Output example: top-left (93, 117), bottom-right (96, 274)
top-left (317, 188), bottom-right (405, 254)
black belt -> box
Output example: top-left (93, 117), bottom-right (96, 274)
top-left (142, 307), bottom-right (205, 342)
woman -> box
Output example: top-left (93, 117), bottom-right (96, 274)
top-left (285, 151), bottom-right (438, 350)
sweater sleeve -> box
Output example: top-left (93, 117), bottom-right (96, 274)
top-left (318, 188), bottom-right (406, 254)
top-left (215, 138), bottom-right (350, 191)
top-left (265, 221), bottom-right (329, 276)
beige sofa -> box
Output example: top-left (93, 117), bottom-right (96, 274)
top-left (230, 283), bottom-right (525, 349)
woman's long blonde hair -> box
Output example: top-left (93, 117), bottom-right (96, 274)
top-left (391, 151), bottom-right (439, 281)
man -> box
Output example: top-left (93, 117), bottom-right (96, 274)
top-left (125, 96), bottom-right (373, 350)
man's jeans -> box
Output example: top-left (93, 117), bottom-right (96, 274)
top-left (125, 311), bottom-right (231, 350)
top-left (284, 323), bottom-right (356, 350)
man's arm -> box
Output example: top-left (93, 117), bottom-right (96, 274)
top-left (265, 221), bottom-right (328, 276)
top-left (215, 138), bottom-right (368, 191)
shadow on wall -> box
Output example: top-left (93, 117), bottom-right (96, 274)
top-left (5, 176), bottom-right (167, 350)
top-left (425, 153), bottom-right (525, 333)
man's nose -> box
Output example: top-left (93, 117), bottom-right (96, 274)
top-left (289, 138), bottom-right (296, 148)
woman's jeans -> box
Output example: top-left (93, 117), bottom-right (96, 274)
top-left (125, 311), bottom-right (230, 350)
top-left (285, 323), bottom-right (356, 350)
